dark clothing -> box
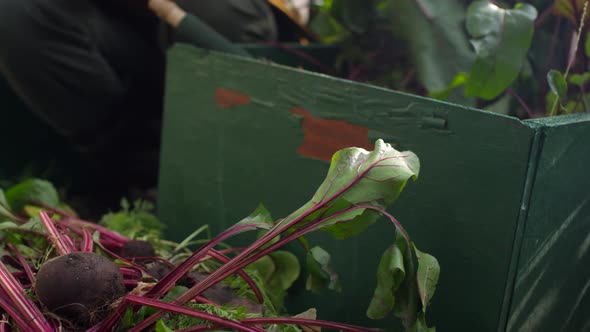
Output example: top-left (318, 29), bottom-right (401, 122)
top-left (175, 14), bottom-right (251, 57)
top-left (0, 0), bottom-right (166, 191)
top-left (0, 0), bottom-right (276, 194)
top-left (176, 0), bottom-right (277, 42)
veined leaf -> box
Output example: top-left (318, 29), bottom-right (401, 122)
top-left (366, 231), bottom-right (438, 330)
top-left (415, 246), bottom-right (440, 313)
top-left (465, 1), bottom-right (538, 100)
top-left (250, 250), bottom-right (301, 308)
top-left (235, 203), bottom-right (273, 232)
top-left (243, 203), bottom-right (273, 225)
top-left (231, 203), bottom-right (274, 238)
top-left (4, 178), bottom-right (59, 212)
top-left (390, 232), bottom-right (419, 329)
top-left (253, 203), bottom-right (281, 248)
top-left (306, 246), bottom-right (341, 293)
top-left (320, 205), bottom-right (381, 240)
top-left (277, 139), bottom-right (419, 240)
top-left (318, 139), bottom-right (418, 205)
top-left (143, 141), bottom-right (431, 331)
top-left (367, 238), bottom-right (406, 319)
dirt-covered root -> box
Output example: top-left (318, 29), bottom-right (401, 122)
top-left (35, 252), bottom-right (125, 327)
top-left (120, 239), bottom-right (156, 258)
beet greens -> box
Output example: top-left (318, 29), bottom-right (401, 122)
top-left (0, 139), bottom-right (439, 331)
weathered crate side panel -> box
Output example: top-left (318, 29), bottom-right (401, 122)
top-left (508, 116), bottom-right (590, 332)
top-left (158, 46), bottom-right (535, 331)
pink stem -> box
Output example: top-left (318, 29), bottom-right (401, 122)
top-left (256, 41), bottom-right (337, 76)
top-left (243, 317), bottom-right (381, 332)
top-left (81, 228), bottom-right (94, 252)
top-left (137, 154), bottom-right (414, 330)
top-left (0, 292), bottom-right (31, 331)
top-left (0, 262), bottom-right (52, 331)
top-left (39, 211), bottom-right (75, 255)
top-left (146, 223), bottom-right (264, 299)
top-left (207, 249), bottom-right (264, 303)
top-left (6, 244), bottom-right (35, 285)
top-left (505, 88), bottom-right (534, 118)
top-left (124, 294), bottom-right (262, 332)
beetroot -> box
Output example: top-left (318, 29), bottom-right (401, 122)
top-left (35, 252), bottom-right (125, 327)
top-left (120, 239), bottom-right (156, 258)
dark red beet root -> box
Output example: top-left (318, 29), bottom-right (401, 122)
top-left (120, 240), bottom-right (156, 258)
top-left (35, 252), bottom-right (125, 326)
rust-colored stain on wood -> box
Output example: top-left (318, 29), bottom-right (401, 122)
top-left (215, 88), bottom-right (252, 109)
top-left (292, 107), bottom-right (374, 161)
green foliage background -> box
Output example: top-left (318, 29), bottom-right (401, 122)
top-left (308, 0), bottom-right (587, 118)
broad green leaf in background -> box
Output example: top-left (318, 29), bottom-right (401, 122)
top-left (100, 199), bottom-right (164, 240)
top-left (330, 0), bottom-right (377, 34)
top-left (415, 247), bottom-right (440, 313)
top-left (429, 72), bottom-right (469, 101)
top-left (0, 189), bottom-right (17, 220)
top-left (306, 246), bottom-right (341, 293)
top-left (547, 69), bottom-right (568, 103)
top-left (261, 251), bottom-right (300, 290)
top-left (546, 90), bottom-right (590, 114)
top-left (465, 1), bottom-right (538, 100)
top-left (569, 72), bottom-right (590, 87)
top-left (484, 94), bottom-right (513, 115)
top-left (0, 189), bottom-right (7, 207)
top-left (4, 178), bottom-right (59, 212)
top-left (309, 1), bottom-right (350, 43)
top-left (384, 0), bottom-right (474, 92)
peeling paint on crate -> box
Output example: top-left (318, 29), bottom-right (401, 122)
top-left (292, 107), bottom-right (374, 161)
top-left (215, 88), bottom-right (252, 109)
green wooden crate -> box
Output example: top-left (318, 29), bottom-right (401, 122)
top-left (157, 45), bottom-right (590, 332)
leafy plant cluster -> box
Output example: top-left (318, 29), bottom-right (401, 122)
top-left (0, 141), bottom-right (439, 331)
top-left (309, 0), bottom-right (590, 118)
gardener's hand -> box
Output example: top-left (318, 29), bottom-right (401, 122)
top-left (147, 0), bottom-right (186, 27)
